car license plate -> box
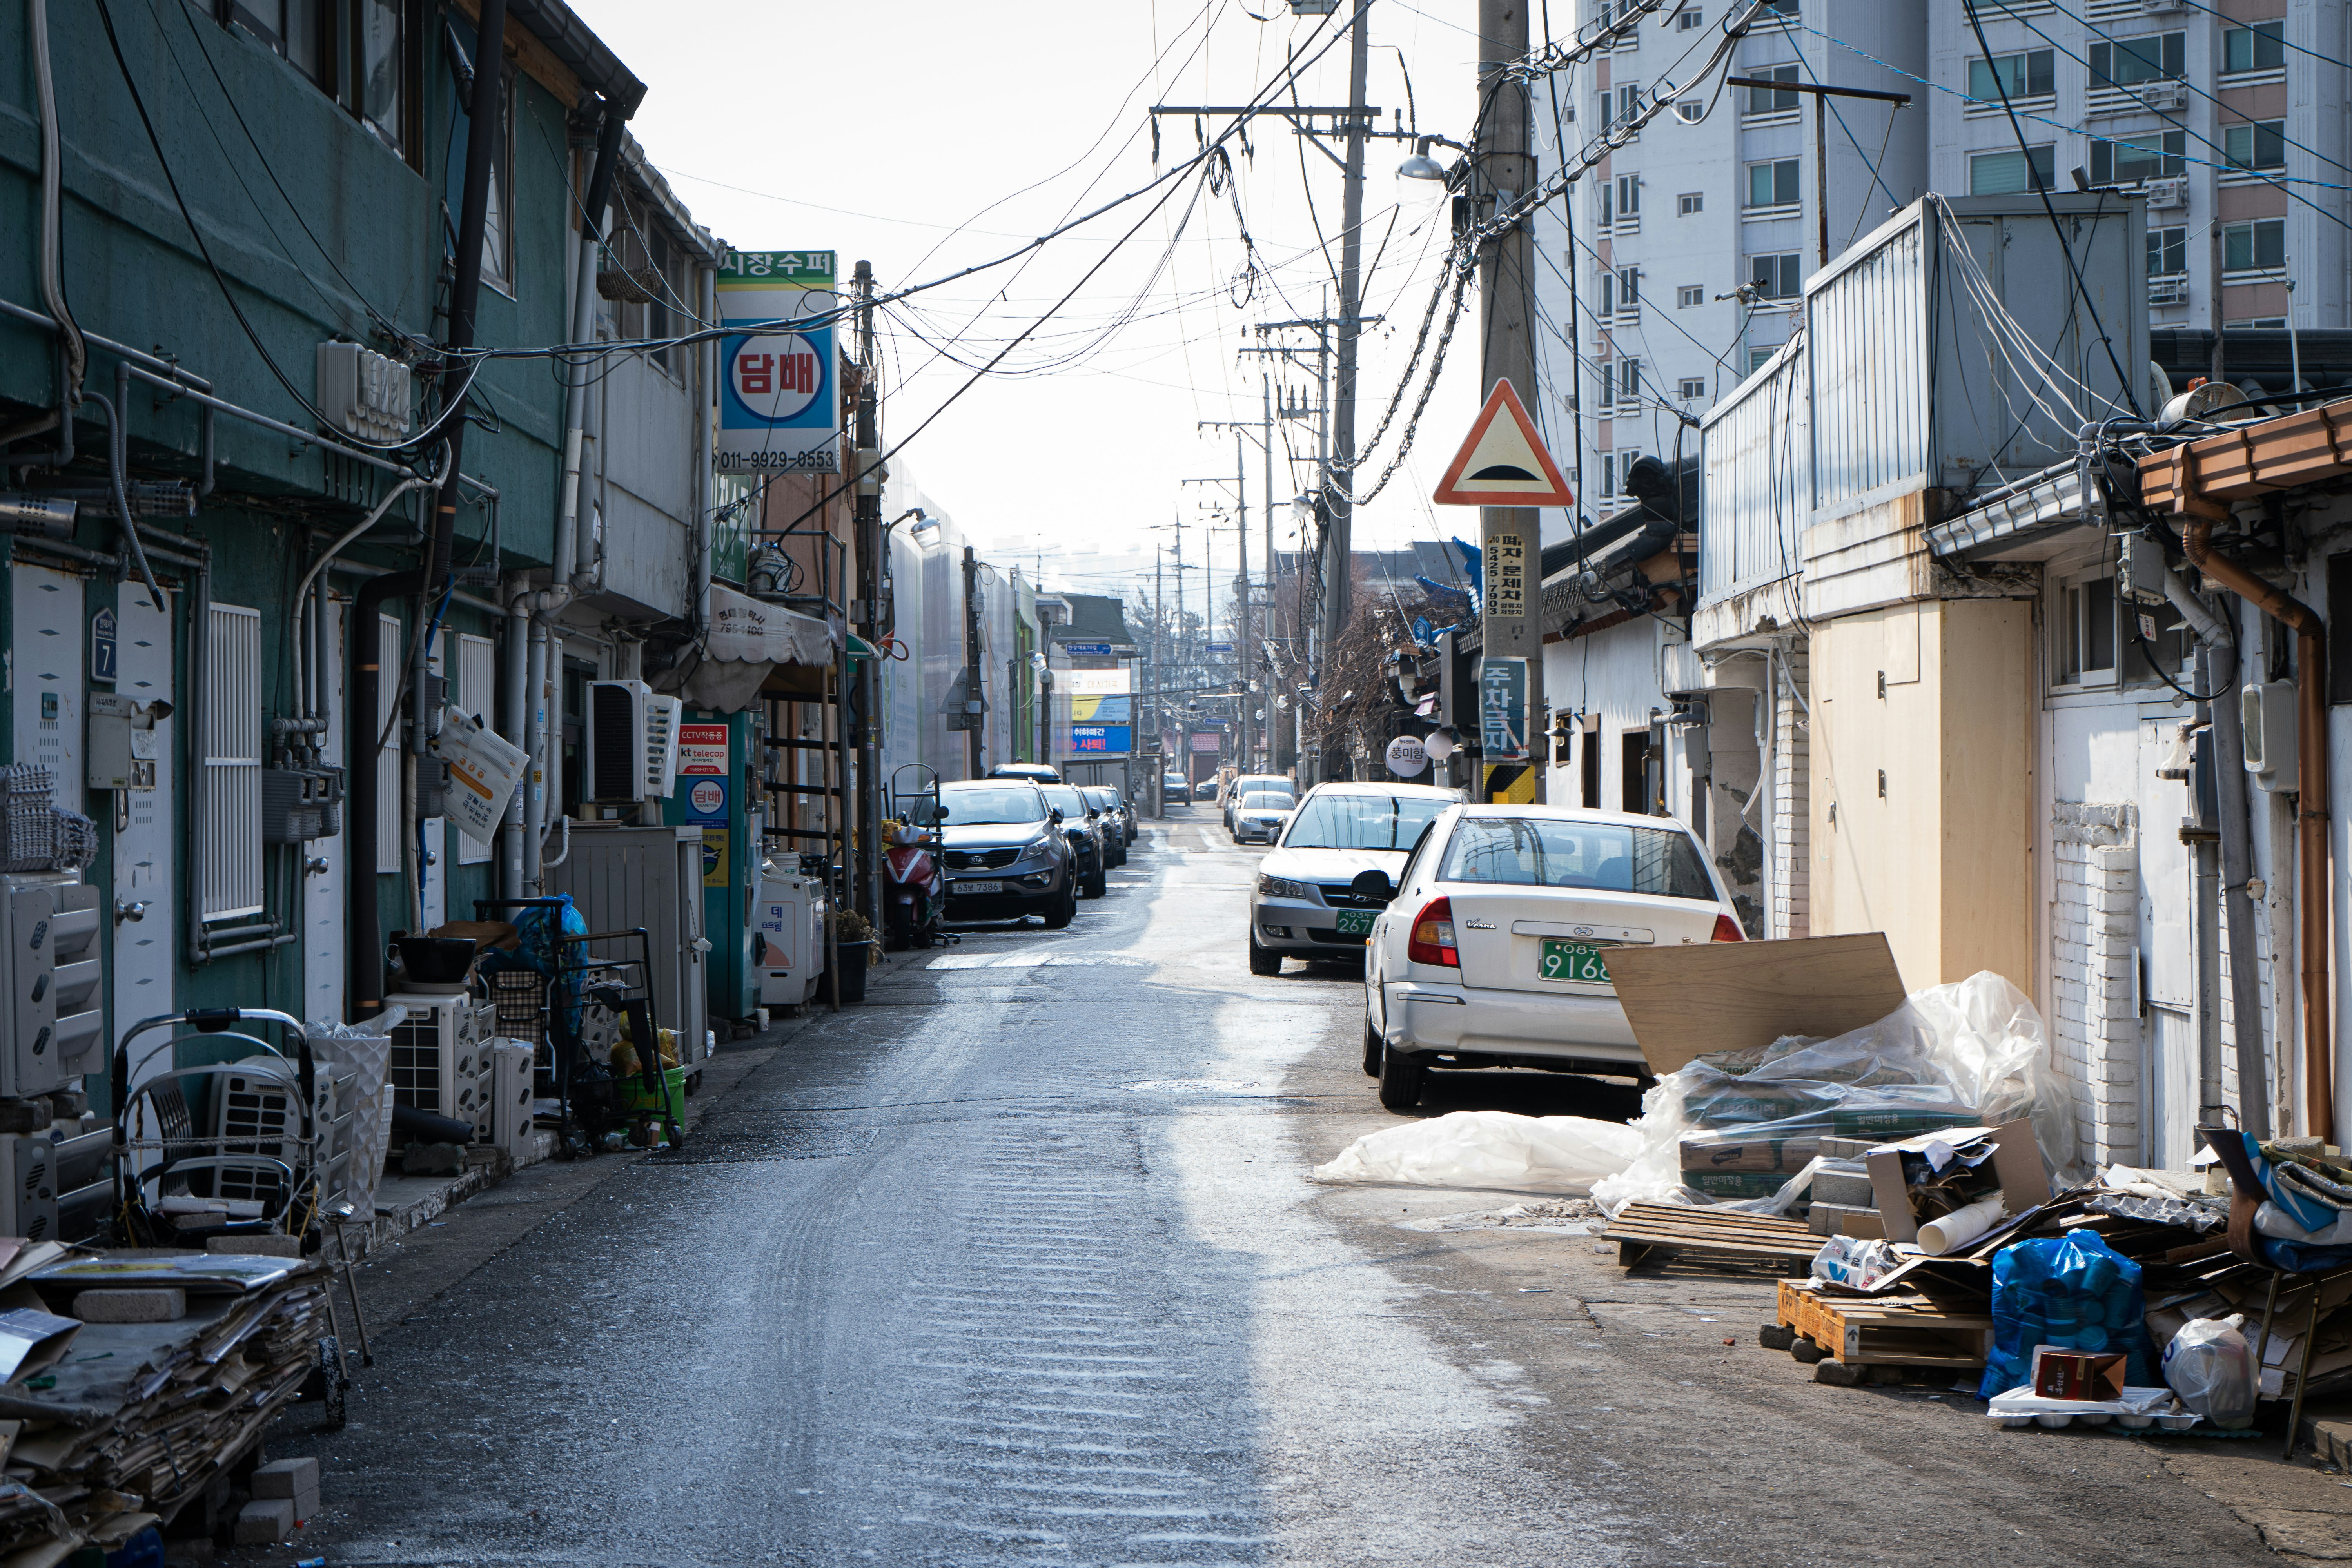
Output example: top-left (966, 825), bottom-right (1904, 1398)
top-left (1335, 910), bottom-right (1374, 936)
top-left (956, 880), bottom-right (1005, 895)
top-left (1537, 938), bottom-right (1615, 984)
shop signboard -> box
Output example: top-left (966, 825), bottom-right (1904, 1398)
top-left (716, 251), bottom-right (840, 475)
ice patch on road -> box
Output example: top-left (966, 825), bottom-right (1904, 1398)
top-left (1125, 1078), bottom-right (1272, 1096)
top-left (926, 952), bottom-right (1149, 970)
top-left (1395, 1198), bottom-right (1603, 1234)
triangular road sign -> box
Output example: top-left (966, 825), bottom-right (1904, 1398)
top-left (1432, 379), bottom-right (1574, 507)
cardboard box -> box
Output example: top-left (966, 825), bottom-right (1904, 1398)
top-left (2032, 1346), bottom-right (2127, 1401)
top-left (1608, 933), bottom-right (1909, 1077)
top-left (1863, 1120), bottom-right (2051, 1245)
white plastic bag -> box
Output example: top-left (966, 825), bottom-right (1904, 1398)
top-left (2163, 1313), bottom-right (2259, 1428)
top-left (307, 1008), bottom-right (404, 1216)
top-left (1312, 1112), bottom-right (1640, 1193)
top-left (1812, 1234), bottom-right (1904, 1290)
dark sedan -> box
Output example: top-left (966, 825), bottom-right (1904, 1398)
top-left (1037, 783), bottom-right (1110, 900)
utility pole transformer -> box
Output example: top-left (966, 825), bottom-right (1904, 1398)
top-left (1475, 0), bottom-right (1546, 803)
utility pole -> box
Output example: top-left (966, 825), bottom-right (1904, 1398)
top-left (853, 260), bottom-right (881, 920)
top-left (1475, 0), bottom-right (1545, 804)
top-left (961, 545), bottom-right (983, 778)
top-left (1325, 0), bottom-right (1372, 654)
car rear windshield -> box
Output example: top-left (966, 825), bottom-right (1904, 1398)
top-left (936, 788), bottom-right (1047, 826)
top-left (1439, 816), bottom-right (1715, 900)
top-left (1241, 791), bottom-right (1293, 810)
top-left (1283, 793), bottom-right (1450, 851)
top-left (1040, 786), bottom-right (1091, 816)
top-left (1082, 788), bottom-right (1116, 807)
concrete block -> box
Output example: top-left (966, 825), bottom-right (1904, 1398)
top-left (206, 1235), bottom-right (302, 1258)
top-left (252, 1457), bottom-right (319, 1501)
top-left (71, 1288), bottom-right (186, 1323)
top-left (234, 1499), bottom-right (296, 1544)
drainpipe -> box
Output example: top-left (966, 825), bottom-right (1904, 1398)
top-left (30, 0), bottom-right (83, 461)
top-left (2163, 572), bottom-right (2269, 1140)
top-left (2176, 515), bottom-right (2332, 1141)
top-left (499, 582), bottom-right (529, 898)
top-left (694, 260), bottom-right (716, 636)
top-left (349, 570), bottom-right (425, 1015)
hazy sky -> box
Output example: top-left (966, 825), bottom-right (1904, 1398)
top-left (569, 0), bottom-right (1492, 622)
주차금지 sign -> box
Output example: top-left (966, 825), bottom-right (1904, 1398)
top-left (717, 251), bottom-right (840, 475)
top-left (1477, 657), bottom-right (1528, 760)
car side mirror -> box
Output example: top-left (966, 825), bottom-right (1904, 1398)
top-left (1048, 807), bottom-right (1063, 823)
top-left (1349, 868), bottom-right (1396, 906)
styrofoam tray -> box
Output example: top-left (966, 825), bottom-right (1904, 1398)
top-left (1985, 1384), bottom-right (2194, 1430)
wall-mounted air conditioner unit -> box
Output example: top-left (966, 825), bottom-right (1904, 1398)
top-left (2137, 80), bottom-right (2189, 110)
top-left (315, 342), bottom-right (412, 444)
top-left (2145, 178), bottom-right (2189, 211)
top-left (585, 681), bottom-right (681, 802)
top-left (2141, 0), bottom-right (2185, 12)
top-left (2148, 280), bottom-right (2189, 306)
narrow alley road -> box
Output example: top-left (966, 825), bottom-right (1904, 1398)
top-left (283, 813), bottom-right (2308, 1568)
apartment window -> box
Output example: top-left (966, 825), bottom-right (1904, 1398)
top-left (1619, 361), bottom-right (1642, 401)
top-left (2091, 131), bottom-right (2185, 185)
top-left (1677, 284), bottom-right (1704, 308)
top-left (2147, 225), bottom-right (2187, 278)
top-left (2222, 21), bottom-right (2285, 75)
top-left (2057, 576), bottom-right (2118, 685)
top-left (2089, 32), bottom-right (2185, 87)
top-left (203, 604), bottom-right (265, 920)
top-left (1676, 100), bottom-right (1704, 123)
top-left (445, 59), bottom-right (515, 294)
top-left (2223, 120), bottom-right (2287, 174)
top-left (1967, 50), bottom-right (2055, 103)
top-left (2223, 218), bottom-right (2287, 274)
top-left (1746, 159), bottom-right (1799, 208)
top-left (1618, 83), bottom-right (1642, 125)
top-left (1677, 7), bottom-right (1703, 27)
top-left (1619, 267), bottom-right (1641, 309)
top-left (1678, 191), bottom-right (1703, 215)
top-left (1748, 346), bottom-right (1778, 372)
top-left (1616, 174), bottom-right (1641, 218)
top-left (355, 0), bottom-right (414, 161)
top-left (1756, 0), bottom-right (1797, 18)
top-left (1580, 725), bottom-right (1602, 806)
top-left (1599, 180), bottom-right (1613, 227)
top-left (1617, 449), bottom-right (1643, 495)
top-left (2228, 317), bottom-right (2289, 330)
top-left (1597, 91), bottom-right (1613, 133)
top-left (1746, 64), bottom-right (1800, 116)
top-left (1599, 273), bottom-right (1615, 317)
top-left (1597, 361), bottom-right (1614, 410)
top-left (1969, 145), bottom-right (2053, 196)
top-left (1750, 251), bottom-right (1801, 299)
top-left (228, 0), bottom-right (326, 85)
top-left (1678, 376), bottom-right (1707, 399)
top-left (1601, 453), bottom-right (1617, 495)
top-left (610, 192), bottom-right (690, 374)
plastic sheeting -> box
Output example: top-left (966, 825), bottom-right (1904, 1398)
top-left (1312, 1112), bottom-right (1641, 1194)
top-left (306, 1008), bottom-right (404, 1217)
top-left (2163, 1314), bottom-right (2258, 1427)
top-left (1593, 971), bottom-right (2074, 1214)
top-left (1980, 1229), bottom-right (2154, 1400)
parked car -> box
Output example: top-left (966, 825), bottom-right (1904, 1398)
top-left (1359, 804), bottom-right (1747, 1111)
top-left (931, 780), bottom-right (1077, 928)
top-left (1080, 786), bottom-right (1133, 857)
top-left (1038, 783), bottom-right (1110, 899)
top-left (1248, 782), bottom-right (1461, 975)
top-left (1162, 772), bottom-right (1192, 804)
top-left (987, 763), bottom-right (1063, 785)
top-left (1231, 789), bottom-right (1294, 845)
top-left (1223, 773), bottom-right (1293, 835)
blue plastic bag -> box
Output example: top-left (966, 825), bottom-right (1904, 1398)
top-left (1979, 1229), bottom-right (2154, 1399)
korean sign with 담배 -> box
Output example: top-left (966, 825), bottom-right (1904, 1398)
top-left (717, 251), bottom-right (840, 475)
top-left (431, 707), bottom-right (530, 847)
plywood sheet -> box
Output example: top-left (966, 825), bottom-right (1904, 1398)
top-left (1609, 933), bottom-right (1907, 1076)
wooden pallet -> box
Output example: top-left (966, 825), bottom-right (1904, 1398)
top-left (1602, 1201), bottom-right (1824, 1270)
top-left (1776, 1278), bottom-right (1993, 1368)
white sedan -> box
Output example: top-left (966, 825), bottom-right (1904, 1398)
top-left (1248, 783), bottom-right (1463, 973)
top-left (1360, 803), bottom-right (1747, 1111)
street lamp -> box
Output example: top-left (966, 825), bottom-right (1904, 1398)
top-left (1396, 135), bottom-right (1468, 182)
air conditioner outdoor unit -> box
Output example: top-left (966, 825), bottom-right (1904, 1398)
top-left (2138, 80), bottom-right (2189, 110)
top-left (2146, 178), bottom-right (2189, 211)
top-left (2148, 281), bottom-right (2189, 306)
top-left (2141, 0), bottom-right (2185, 12)
top-left (385, 994), bottom-right (493, 1139)
top-left (315, 342), bottom-right (412, 444)
top-left (585, 681), bottom-right (681, 802)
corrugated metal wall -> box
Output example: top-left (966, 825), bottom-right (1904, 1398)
top-left (1699, 345), bottom-right (1812, 603)
top-left (1808, 216), bottom-right (1929, 514)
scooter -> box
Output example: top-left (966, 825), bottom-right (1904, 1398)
top-left (882, 820), bottom-right (944, 950)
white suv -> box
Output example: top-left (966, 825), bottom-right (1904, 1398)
top-left (1359, 802), bottom-right (1747, 1110)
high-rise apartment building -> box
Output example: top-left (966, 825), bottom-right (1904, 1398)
top-left (1535, 2), bottom-right (1929, 513)
top-left (1931, 0), bottom-right (2346, 337)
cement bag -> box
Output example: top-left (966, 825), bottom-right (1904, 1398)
top-left (1595, 970), bottom-right (2075, 1214)
top-left (307, 1008), bottom-right (405, 1217)
top-left (1313, 1112), bottom-right (1640, 1194)
top-left (1979, 1228), bottom-right (2154, 1399)
top-left (2163, 1314), bottom-right (2259, 1428)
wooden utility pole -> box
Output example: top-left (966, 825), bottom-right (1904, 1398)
top-left (1475, 0), bottom-right (1544, 803)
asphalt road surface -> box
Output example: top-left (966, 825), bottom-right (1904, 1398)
top-left (281, 809), bottom-right (2323, 1568)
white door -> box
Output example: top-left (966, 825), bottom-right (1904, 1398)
top-left (302, 596), bottom-right (347, 1024)
top-left (2138, 715), bottom-right (2196, 1167)
top-left (112, 584), bottom-right (177, 1049)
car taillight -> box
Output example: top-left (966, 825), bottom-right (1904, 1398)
top-left (1711, 913), bottom-right (1746, 942)
top-left (1407, 897), bottom-right (1458, 967)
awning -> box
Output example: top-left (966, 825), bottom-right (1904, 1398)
top-left (664, 584), bottom-right (835, 712)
